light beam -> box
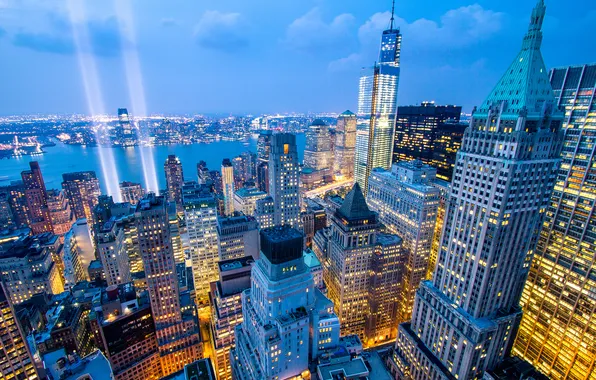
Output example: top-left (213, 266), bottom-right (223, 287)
top-left (114, 0), bottom-right (160, 194)
top-left (67, 0), bottom-right (122, 202)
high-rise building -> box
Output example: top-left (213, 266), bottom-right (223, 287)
top-left (96, 219), bottom-right (131, 286)
top-left (334, 111), bottom-right (357, 180)
top-left (392, 102), bottom-right (463, 180)
top-left (304, 119), bottom-right (333, 171)
top-left (391, 2), bottom-right (564, 378)
top-left (428, 178), bottom-right (450, 280)
top-left (230, 226), bottom-right (340, 379)
top-left (254, 196), bottom-right (275, 229)
top-left (0, 190), bottom-right (15, 230)
top-left (512, 63), bottom-right (596, 379)
top-left (182, 182), bottom-right (219, 306)
top-left (118, 108), bottom-right (133, 136)
top-left (432, 121), bottom-right (467, 181)
top-left (217, 214), bottom-right (259, 261)
top-left (356, 7), bottom-right (402, 196)
top-left (1, 181), bottom-right (29, 228)
top-left (90, 283), bottom-right (162, 380)
top-left (209, 256), bottom-right (253, 380)
top-left (119, 181), bottom-right (144, 205)
top-left (233, 186), bottom-right (267, 217)
top-left (62, 227), bottom-right (90, 289)
top-left (135, 194), bottom-right (202, 376)
top-left (0, 282), bottom-right (39, 379)
top-left (46, 189), bottom-right (76, 239)
top-left (22, 161), bottom-right (52, 234)
top-left (0, 233), bottom-right (64, 304)
top-left (324, 183), bottom-right (403, 345)
top-left (269, 133), bottom-right (301, 228)
top-left (62, 171), bottom-right (101, 221)
top-left (256, 131), bottom-right (272, 193)
top-left (221, 159), bottom-right (235, 216)
top-left (232, 152), bottom-right (257, 189)
top-left (354, 123), bottom-right (370, 190)
top-left (164, 155), bottom-right (184, 207)
top-left (367, 161), bottom-right (440, 323)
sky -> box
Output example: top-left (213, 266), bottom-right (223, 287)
top-left (0, 0), bottom-right (594, 116)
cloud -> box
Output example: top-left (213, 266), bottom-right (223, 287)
top-left (283, 7), bottom-right (355, 53)
top-left (331, 4), bottom-right (504, 71)
top-left (160, 18), bottom-right (178, 28)
top-left (13, 32), bottom-right (74, 54)
top-left (194, 10), bottom-right (248, 51)
top-left (10, 15), bottom-right (127, 57)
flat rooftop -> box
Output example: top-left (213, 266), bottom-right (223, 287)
top-left (317, 357), bottom-right (368, 380)
top-left (218, 256), bottom-right (255, 273)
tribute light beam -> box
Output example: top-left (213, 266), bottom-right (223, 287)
top-left (113, 0), bottom-right (159, 194)
top-left (67, 0), bottom-right (123, 202)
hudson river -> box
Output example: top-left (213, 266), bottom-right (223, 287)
top-left (0, 134), bottom-right (306, 193)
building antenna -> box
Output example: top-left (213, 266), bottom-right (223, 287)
top-left (390, 0), bottom-right (395, 30)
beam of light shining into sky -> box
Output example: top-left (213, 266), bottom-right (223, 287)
top-left (114, 0), bottom-right (160, 194)
top-left (67, 0), bottom-right (122, 202)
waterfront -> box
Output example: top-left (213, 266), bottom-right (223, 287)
top-left (0, 134), bottom-right (306, 193)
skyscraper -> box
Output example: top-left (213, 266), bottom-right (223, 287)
top-left (304, 119), bottom-right (333, 171)
top-left (217, 214), bottom-right (260, 261)
top-left (367, 161), bottom-right (440, 323)
top-left (135, 194), bottom-right (202, 376)
top-left (209, 256), bottom-right (253, 380)
top-left (46, 189), bottom-right (76, 238)
top-left (22, 161), bottom-right (52, 234)
top-left (230, 226), bottom-right (341, 379)
top-left (356, 5), bottom-right (402, 196)
top-left (334, 110), bottom-right (357, 180)
top-left (512, 63), bottom-right (596, 379)
top-left (324, 183), bottom-right (404, 345)
top-left (221, 158), bottom-right (235, 216)
top-left (256, 130), bottom-right (272, 193)
top-left (232, 151), bottom-right (257, 189)
top-left (391, 2), bottom-right (564, 378)
top-left (164, 155), bottom-right (184, 207)
top-left (96, 219), bottom-right (131, 286)
top-left (269, 133), bottom-right (300, 228)
top-left (0, 282), bottom-right (39, 379)
top-left (182, 182), bottom-right (219, 306)
top-left (392, 102), bottom-right (464, 180)
top-left (62, 171), bottom-right (101, 221)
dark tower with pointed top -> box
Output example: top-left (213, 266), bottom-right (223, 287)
top-left (390, 1), bottom-right (564, 378)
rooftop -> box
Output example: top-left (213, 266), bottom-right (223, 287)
top-left (218, 256), bottom-right (255, 273)
top-left (376, 233), bottom-right (403, 247)
top-left (162, 359), bottom-right (216, 380)
top-left (303, 248), bottom-right (321, 268)
top-left (337, 183), bottom-right (376, 222)
top-left (317, 356), bottom-right (368, 380)
top-left (43, 349), bottom-right (113, 380)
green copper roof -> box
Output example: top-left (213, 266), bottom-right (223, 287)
top-left (338, 182), bottom-right (375, 220)
top-left (477, 0), bottom-right (555, 117)
top-left (340, 110), bottom-right (355, 116)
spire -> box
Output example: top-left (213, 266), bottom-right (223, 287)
top-left (476, 0), bottom-right (555, 116)
top-left (390, 0), bottom-right (396, 30)
top-left (338, 183), bottom-right (375, 221)
top-left (522, 0), bottom-right (546, 51)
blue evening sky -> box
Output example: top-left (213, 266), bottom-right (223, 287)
top-left (0, 0), bottom-right (594, 115)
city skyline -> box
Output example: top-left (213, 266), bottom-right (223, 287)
top-left (0, 0), bottom-right (594, 116)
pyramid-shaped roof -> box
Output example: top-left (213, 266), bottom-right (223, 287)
top-left (340, 110), bottom-right (355, 116)
top-left (477, 0), bottom-right (556, 118)
top-left (338, 182), bottom-right (375, 221)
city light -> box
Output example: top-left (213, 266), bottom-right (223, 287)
top-left (67, 0), bottom-right (122, 202)
top-left (113, 0), bottom-right (159, 194)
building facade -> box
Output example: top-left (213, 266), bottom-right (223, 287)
top-left (119, 181), bottom-right (144, 205)
top-left (356, 16), bottom-right (402, 196)
top-left (217, 214), bottom-right (260, 261)
top-left (391, 2), bottom-right (564, 378)
top-left (135, 194), bottom-right (202, 376)
top-left (164, 155), bottom-right (184, 207)
top-left (22, 161), bottom-right (52, 234)
top-left (96, 219), bottom-right (131, 286)
top-left (392, 102), bottom-right (463, 181)
top-left (367, 161), bottom-right (440, 323)
top-left (304, 119), bottom-right (333, 172)
top-left (221, 159), bottom-right (235, 216)
top-left (334, 110), bottom-right (357, 180)
top-left (182, 182), bottom-right (219, 306)
top-left (268, 133), bottom-right (301, 228)
top-left (512, 63), bottom-right (596, 379)
top-left (62, 171), bottom-right (101, 221)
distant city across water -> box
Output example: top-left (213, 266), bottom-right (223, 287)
top-left (0, 133), bottom-right (306, 193)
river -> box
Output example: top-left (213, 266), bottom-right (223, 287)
top-left (0, 134), bottom-right (306, 193)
